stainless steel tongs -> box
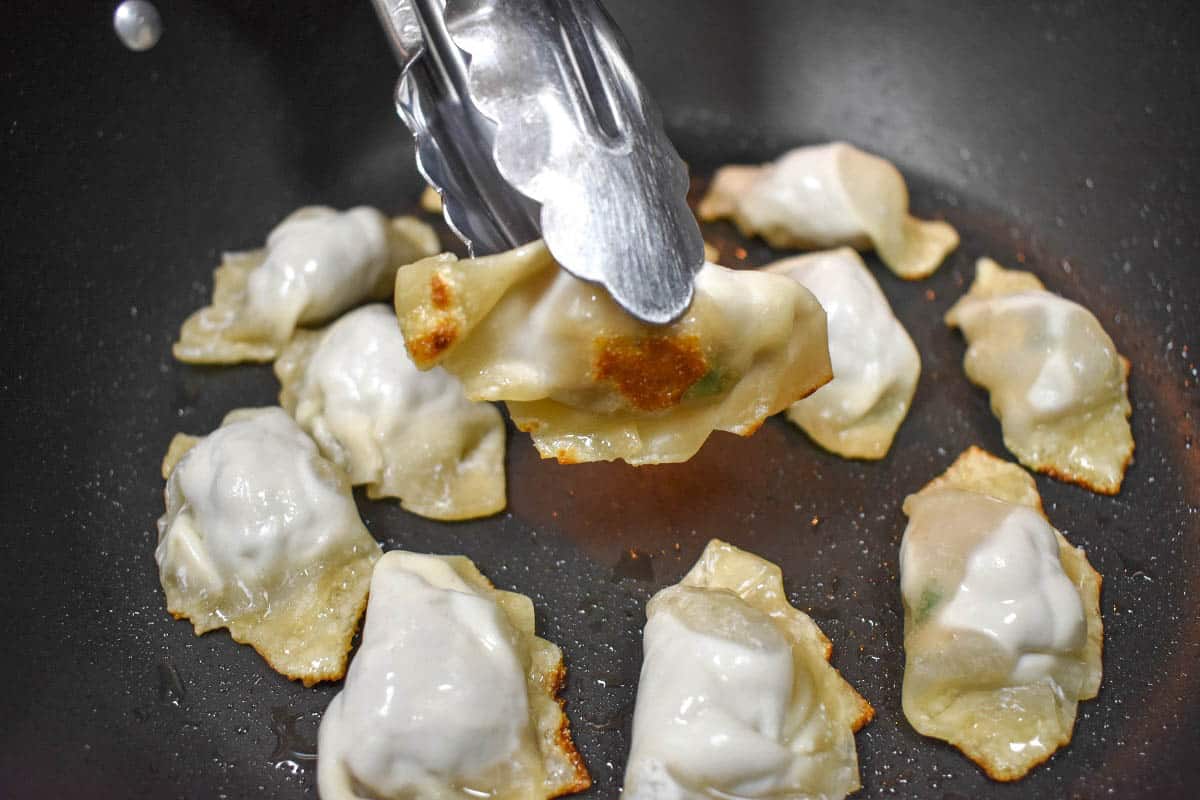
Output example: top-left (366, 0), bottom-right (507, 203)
top-left (371, 0), bottom-right (704, 324)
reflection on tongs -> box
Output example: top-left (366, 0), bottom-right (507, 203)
top-left (371, 0), bottom-right (704, 324)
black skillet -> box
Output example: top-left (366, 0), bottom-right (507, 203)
top-left (2, 1), bottom-right (1198, 798)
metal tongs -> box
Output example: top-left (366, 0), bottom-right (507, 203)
top-left (371, 0), bottom-right (704, 324)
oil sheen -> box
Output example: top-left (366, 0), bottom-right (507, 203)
top-left (624, 585), bottom-right (795, 799)
top-left (244, 207), bottom-right (389, 334)
top-left (156, 408), bottom-right (364, 603)
top-left (901, 492), bottom-right (1087, 683)
top-left (317, 552), bottom-right (531, 798)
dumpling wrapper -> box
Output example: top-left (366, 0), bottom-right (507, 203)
top-left (624, 539), bottom-right (873, 800)
top-left (766, 248), bottom-right (920, 459)
top-left (174, 206), bottom-right (439, 364)
top-left (698, 142), bottom-right (959, 279)
top-left (900, 447), bottom-right (1103, 780)
top-left (318, 550), bottom-right (590, 800)
top-left (420, 185), bottom-right (444, 214)
top-left (156, 407), bottom-right (381, 685)
top-left (945, 258), bottom-right (1134, 494)
top-left (274, 304), bottom-right (506, 521)
top-left (394, 241), bottom-right (832, 465)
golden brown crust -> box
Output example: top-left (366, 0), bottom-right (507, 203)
top-left (406, 319), bottom-right (460, 366)
top-left (463, 561), bottom-right (590, 796)
top-left (850, 694), bottom-right (876, 733)
top-left (810, 618), bottom-right (874, 733)
top-left (430, 272), bottom-right (454, 310)
top-left (1033, 355), bottom-right (1133, 496)
top-left (546, 660), bottom-right (592, 797)
top-left (737, 417), bottom-right (766, 437)
top-left (807, 622), bottom-right (875, 734)
top-left (397, 247), bottom-right (554, 377)
top-left (794, 374), bottom-right (832, 403)
top-left (243, 633), bottom-right (338, 686)
top-left (397, 261), bottom-right (471, 369)
top-left (592, 334), bottom-right (708, 412)
top-left (1038, 463), bottom-right (1120, 496)
top-left (974, 747), bottom-right (1060, 782)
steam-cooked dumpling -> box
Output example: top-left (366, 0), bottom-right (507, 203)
top-left (624, 539), bottom-right (873, 800)
top-left (317, 551), bottom-right (590, 800)
top-left (274, 304), bottom-right (505, 521)
top-left (900, 447), bottom-right (1103, 780)
top-left (394, 241), bottom-right (832, 465)
top-left (945, 258), bottom-right (1133, 494)
top-left (156, 407), bottom-right (381, 685)
top-left (766, 248), bottom-right (920, 458)
top-left (698, 142), bottom-right (959, 279)
top-left (174, 206), bottom-right (439, 364)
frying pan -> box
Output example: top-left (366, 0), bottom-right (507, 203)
top-left (2, 1), bottom-right (1197, 798)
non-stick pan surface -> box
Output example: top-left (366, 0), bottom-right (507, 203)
top-left (2, 1), bottom-right (1197, 798)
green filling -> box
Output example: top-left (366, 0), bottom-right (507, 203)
top-left (915, 584), bottom-right (942, 625)
top-left (684, 367), bottom-right (725, 400)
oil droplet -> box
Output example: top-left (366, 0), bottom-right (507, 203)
top-left (593, 671), bottom-right (627, 689)
top-left (113, 1), bottom-right (162, 52)
top-left (270, 707), bottom-right (319, 769)
top-left (585, 703), bottom-right (634, 731)
top-left (611, 548), bottom-right (654, 582)
top-left (1117, 551), bottom-right (1155, 582)
top-left (156, 659), bottom-right (185, 706)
